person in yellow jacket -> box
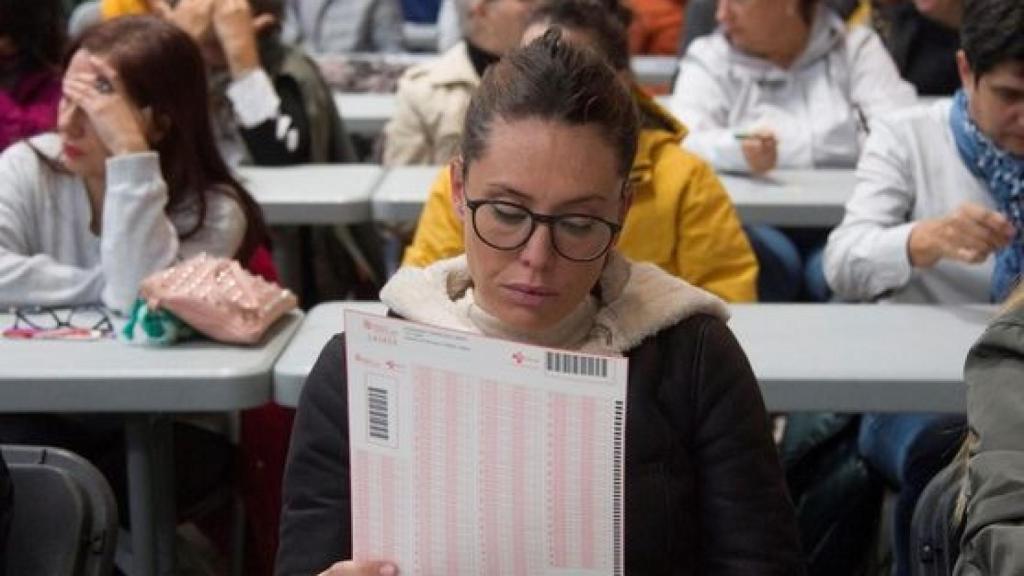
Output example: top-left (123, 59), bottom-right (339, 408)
top-left (403, 0), bottom-right (759, 303)
top-left (100, 0), bottom-right (150, 19)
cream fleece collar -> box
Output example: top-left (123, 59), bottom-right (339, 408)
top-left (379, 252), bottom-right (729, 354)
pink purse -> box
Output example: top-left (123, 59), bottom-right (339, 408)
top-left (139, 253), bottom-right (297, 344)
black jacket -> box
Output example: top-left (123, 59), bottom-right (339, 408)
top-left (276, 314), bottom-right (804, 575)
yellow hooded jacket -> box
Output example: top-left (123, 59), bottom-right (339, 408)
top-left (101, 0), bottom-right (150, 19)
top-left (402, 89), bottom-right (759, 302)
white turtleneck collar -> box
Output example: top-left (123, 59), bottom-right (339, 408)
top-left (379, 252), bottom-right (729, 355)
top-left (456, 285), bottom-right (599, 349)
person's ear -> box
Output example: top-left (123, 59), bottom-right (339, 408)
top-left (252, 13), bottom-right (278, 35)
top-left (617, 180), bottom-right (633, 228)
top-left (450, 158), bottom-right (467, 222)
top-left (469, 0), bottom-right (488, 22)
top-left (956, 50), bottom-right (977, 95)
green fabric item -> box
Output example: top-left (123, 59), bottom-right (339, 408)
top-left (121, 299), bottom-right (194, 345)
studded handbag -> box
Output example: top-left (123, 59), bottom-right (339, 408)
top-left (138, 253), bottom-right (297, 344)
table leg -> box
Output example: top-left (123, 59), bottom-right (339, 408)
top-left (126, 417), bottom-right (158, 576)
top-left (152, 417), bottom-right (177, 575)
top-left (126, 416), bottom-right (177, 576)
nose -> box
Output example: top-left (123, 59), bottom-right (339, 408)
top-left (516, 221), bottom-right (556, 270)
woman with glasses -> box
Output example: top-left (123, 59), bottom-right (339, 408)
top-left (277, 30), bottom-right (803, 576)
top-left (404, 0), bottom-right (759, 304)
top-left (0, 15), bottom-right (266, 313)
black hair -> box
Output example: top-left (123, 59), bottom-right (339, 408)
top-left (0, 0), bottom-right (65, 72)
top-left (461, 28), bottom-right (638, 178)
top-left (527, 0), bottom-right (631, 72)
top-left (961, 0), bottom-right (1024, 79)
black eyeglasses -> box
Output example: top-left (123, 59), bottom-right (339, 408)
top-left (5, 305), bottom-right (114, 340)
top-left (464, 198), bottom-right (623, 262)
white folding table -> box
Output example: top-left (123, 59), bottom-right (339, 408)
top-left (0, 310), bottom-right (302, 576)
top-left (273, 302), bottom-right (991, 413)
top-left (238, 164), bottom-right (382, 226)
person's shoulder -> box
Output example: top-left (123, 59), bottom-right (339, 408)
top-left (682, 31), bottom-right (731, 67)
top-left (842, 20), bottom-right (879, 50)
top-left (316, 333), bottom-right (348, 369)
top-left (302, 333), bottom-right (349, 402)
top-left (394, 58), bottom-right (447, 105)
top-left (2, 133), bottom-right (58, 163)
top-left (657, 312), bottom-right (732, 347)
top-left (628, 313), bottom-right (744, 383)
top-left (0, 134), bottom-right (62, 190)
top-left (206, 183), bottom-right (249, 224)
top-left (400, 43), bottom-right (474, 87)
top-left (644, 135), bottom-right (722, 194)
top-left (646, 131), bottom-right (710, 171)
top-left (861, 98), bottom-right (948, 145)
top-left (883, 98), bottom-right (953, 140)
top-left (979, 304), bottom-right (1024, 354)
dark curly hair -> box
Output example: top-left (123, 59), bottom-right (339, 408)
top-left (961, 0), bottom-right (1024, 79)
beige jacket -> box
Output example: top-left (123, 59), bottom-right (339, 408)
top-left (382, 42), bottom-right (480, 165)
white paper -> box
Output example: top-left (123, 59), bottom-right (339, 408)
top-left (345, 311), bottom-right (628, 576)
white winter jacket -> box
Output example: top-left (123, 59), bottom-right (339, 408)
top-left (824, 100), bottom-right (994, 304)
top-left (670, 6), bottom-right (917, 173)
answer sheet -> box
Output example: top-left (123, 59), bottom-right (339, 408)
top-left (345, 311), bottom-right (629, 575)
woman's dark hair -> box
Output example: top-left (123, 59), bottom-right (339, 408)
top-left (527, 0), bottom-right (631, 72)
top-left (0, 0), bottom-right (65, 71)
top-left (67, 16), bottom-right (266, 261)
top-left (461, 28), bottom-right (638, 179)
top-left (961, 0), bottom-right (1024, 80)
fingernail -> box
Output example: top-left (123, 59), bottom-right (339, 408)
top-left (379, 565), bottom-right (397, 576)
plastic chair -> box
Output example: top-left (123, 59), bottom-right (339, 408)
top-left (2, 445), bottom-right (118, 576)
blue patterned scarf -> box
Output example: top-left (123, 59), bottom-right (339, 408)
top-left (949, 89), bottom-right (1024, 302)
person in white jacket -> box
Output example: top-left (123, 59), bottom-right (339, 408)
top-left (670, 0), bottom-right (916, 301)
top-left (382, 0), bottom-right (537, 166)
top-left (824, 0), bottom-right (1024, 574)
top-left (0, 15), bottom-right (266, 314)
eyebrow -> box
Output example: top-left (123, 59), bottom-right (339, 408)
top-left (482, 183), bottom-right (611, 210)
top-left (990, 82), bottom-right (1024, 97)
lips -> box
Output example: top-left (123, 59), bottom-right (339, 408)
top-left (62, 143), bottom-right (83, 159)
top-left (501, 283), bottom-right (558, 308)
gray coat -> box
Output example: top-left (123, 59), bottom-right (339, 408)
top-left (956, 304), bottom-right (1024, 575)
top-left (282, 0), bottom-right (404, 54)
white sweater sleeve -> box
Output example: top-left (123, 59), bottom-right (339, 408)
top-left (99, 154), bottom-right (248, 312)
top-left (99, 153), bottom-right (180, 312)
top-left (824, 116), bottom-right (917, 301)
top-left (670, 50), bottom-right (750, 173)
top-left (0, 144), bottom-right (106, 307)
